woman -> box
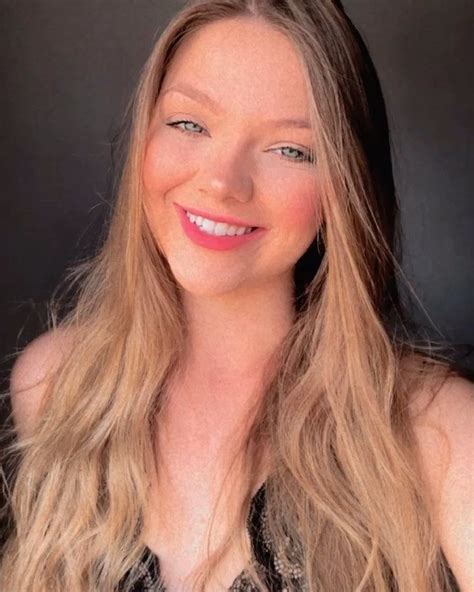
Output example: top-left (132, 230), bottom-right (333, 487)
top-left (1, 0), bottom-right (473, 590)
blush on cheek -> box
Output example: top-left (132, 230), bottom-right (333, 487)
top-left (143, 142), bottom-right (176, 196)
top-left (293, 195), bottom-right (316, 219)
top-left (142, 138), bottom-right (184, 200)
top-left (285, 192), bottom-right (321, 236)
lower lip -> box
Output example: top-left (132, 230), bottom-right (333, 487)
top-left (174, 204), bottom-right (267, 251)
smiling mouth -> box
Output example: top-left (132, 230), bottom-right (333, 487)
top-left (176, 201), bottom-right (261, 229)
top-left (183, 209), bottom-right (258, 237)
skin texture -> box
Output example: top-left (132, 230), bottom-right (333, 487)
top-left (141, 16), bottom-right (322, 588)
top-left (410, 376), bottom-right (474, 592)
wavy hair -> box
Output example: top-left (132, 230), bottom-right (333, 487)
top-left (0, 0), bottom-right (468, 590)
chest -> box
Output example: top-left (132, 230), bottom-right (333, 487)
top-left (140, 379), bottom-right (270, 589)
top-left (143, 468), bottom-right (254, 591)
top-left (141, 429), bottom-right (258, 589)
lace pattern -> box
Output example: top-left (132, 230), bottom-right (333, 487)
top-left (247, 487), bottom-right (306, 591)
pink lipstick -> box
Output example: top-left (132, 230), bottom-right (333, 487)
top-left (174, 203), bottom-right (267, 252)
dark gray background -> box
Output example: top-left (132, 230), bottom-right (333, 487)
top-left (1, 0), bottom-right (473, 388)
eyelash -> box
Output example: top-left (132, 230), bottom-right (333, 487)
top-left (166, 119), bottom-right (315, 164)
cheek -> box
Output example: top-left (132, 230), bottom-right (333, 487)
top-left (142, 134), bottom-right (192, 200)
top-left (270, 171), bottom-right (321, 235)
top-left (141, 137), bottom-right (184, 249)
top-left (143, 139), bottom-right (175, 199)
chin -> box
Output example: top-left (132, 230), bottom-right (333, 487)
top-left (170, 268), bottom-right (244, 298)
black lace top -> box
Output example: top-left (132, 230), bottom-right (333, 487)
top-left (118, 482), bottom-right (306, 591)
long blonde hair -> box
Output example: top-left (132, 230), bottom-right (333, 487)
top-left (0, 0), bottom-right (466, 590)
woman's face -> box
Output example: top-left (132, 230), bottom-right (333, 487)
top-left (142, 16), bottom-right (322, 297)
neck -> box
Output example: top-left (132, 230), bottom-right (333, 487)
top-left (160, 273), bottom-right (295, 442)
top-left (181, 273), bottom-right (294, 386)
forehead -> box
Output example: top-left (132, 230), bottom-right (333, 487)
top-left (160, 17), bottom-right (311, 119)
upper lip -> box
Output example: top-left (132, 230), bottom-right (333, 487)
top-left (175, 203), bottom-right (262, 228)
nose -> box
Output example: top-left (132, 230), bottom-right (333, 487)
top-left (196, 139), bottom-right (254, 204)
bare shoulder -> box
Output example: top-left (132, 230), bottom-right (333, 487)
top-left (409, 372), bottom-right (474, 590)
top-left (409, 373), bottom-right (474, 470)
top-left (9, 327), bottom-right (75, 440)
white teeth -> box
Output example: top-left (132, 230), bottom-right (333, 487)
top-left (200, 218), bottom-right (215, 233)
top-left (185, 211), bottom-right (254, 236)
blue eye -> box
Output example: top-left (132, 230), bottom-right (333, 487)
top-left (166, 119), bottom-right (315, 163)
top-left (166, 120), bottom-right (205, 135)
top-left (275, 146), bottom-right (315, 164)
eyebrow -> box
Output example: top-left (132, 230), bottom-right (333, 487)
top-left (160, 83), bottom-right (311, 130)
